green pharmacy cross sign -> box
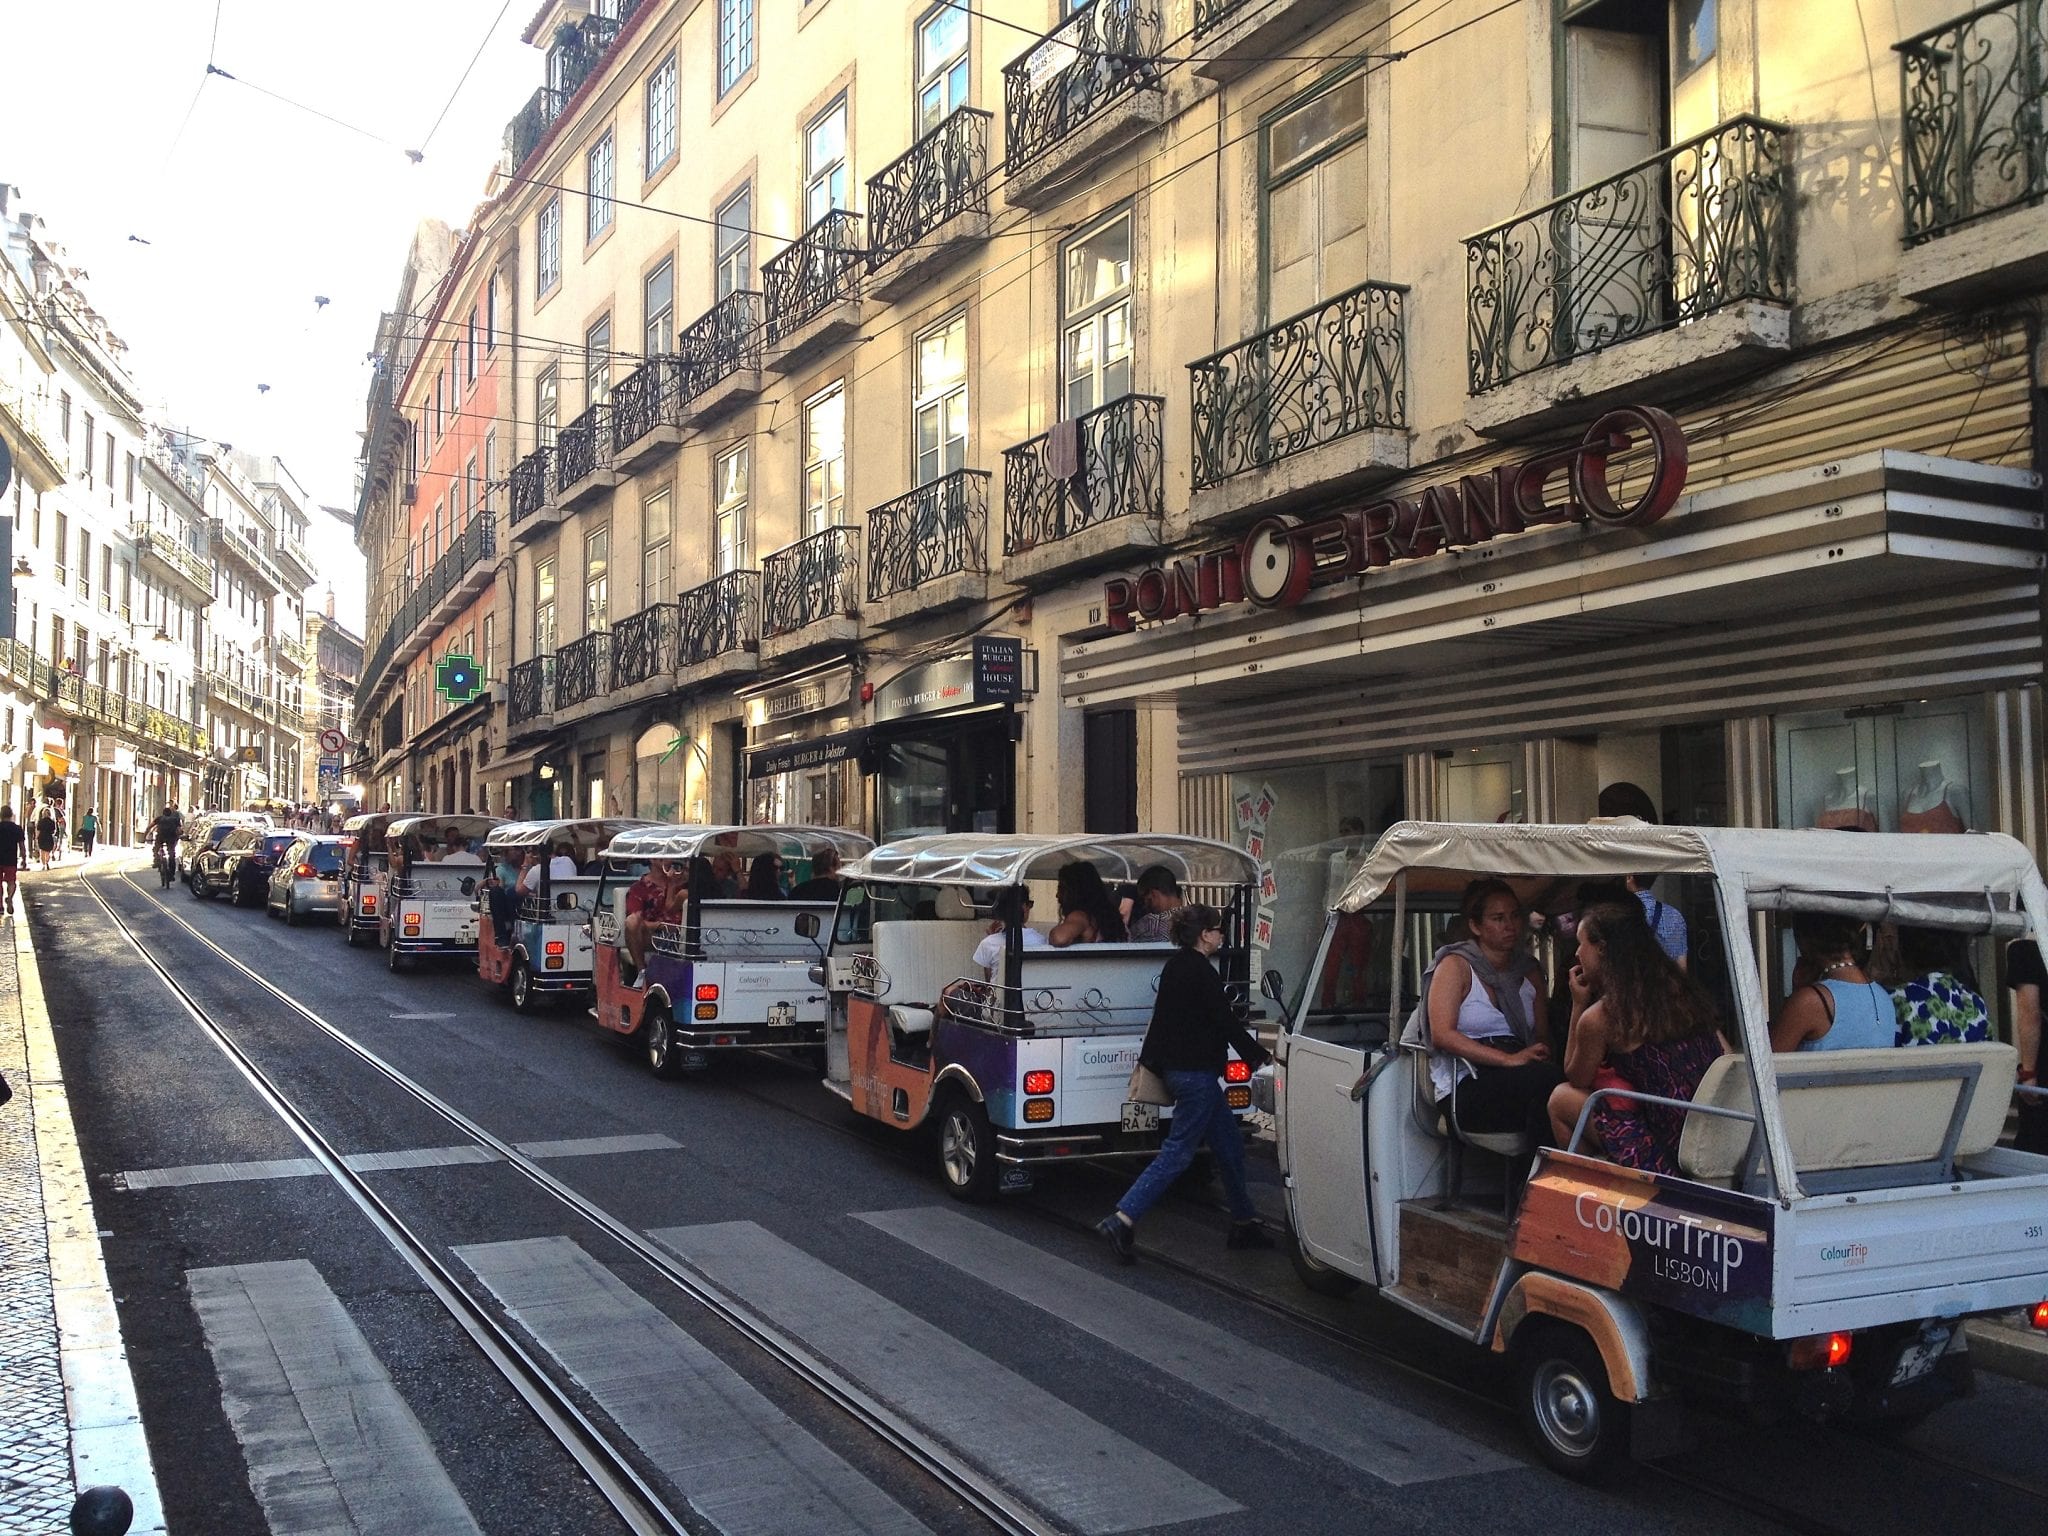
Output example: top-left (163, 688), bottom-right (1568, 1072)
top-left (436, 654), bottom-right (482, 704)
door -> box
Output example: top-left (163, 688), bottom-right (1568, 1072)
top-left (1564, 26), bottom-right (1662, 351)
top-left (1280, 1029), bottom-right (1374, 1279)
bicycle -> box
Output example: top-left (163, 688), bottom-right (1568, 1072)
top-left (155, 842), bottom-right (177, 889)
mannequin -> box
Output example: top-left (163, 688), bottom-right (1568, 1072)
top-left (1899, 759), bottom-right (1966, 834)
top-left (1816, 766), bottom-right (1877, 832)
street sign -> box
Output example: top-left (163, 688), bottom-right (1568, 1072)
top-left (317, 727), bottom-right (346, 755)
top-left (436, 653), bottom-right (481, 704)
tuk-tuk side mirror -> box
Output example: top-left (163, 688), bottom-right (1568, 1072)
top-left (795, 911), bottom-right (820, 940)
top-left (1261, 969), bottom-right (1285, 1006)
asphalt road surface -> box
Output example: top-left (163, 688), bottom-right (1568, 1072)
top-left (31, 862), bottom-right (2048, 1535)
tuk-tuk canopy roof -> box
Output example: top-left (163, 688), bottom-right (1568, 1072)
top-left (1337, 819), bottom-right (2048, 929)
top-left (849, 833), bottom-right (1261, 888)
top-left (482, 817), bottom-right (657, 852)
top-left (387, 814), bottom-right (504, 842)
top-left (601, 824), bottom-right (874, 863)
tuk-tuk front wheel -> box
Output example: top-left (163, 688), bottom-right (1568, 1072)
top-left (511, 958), bottom-right (538, 1012)
top-left (1517, 1324), bottom-right (1628, 1477)
top-left (1286, 1227), bottom-right (1362, 1298)
top-left (643, 1003), bottom-right (680, 1079)
top-left (935, 1093), bottom-right (996, 1203)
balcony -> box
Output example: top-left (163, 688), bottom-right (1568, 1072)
top-left (275, 633), bottom-right (312, 673)
top-left (608, 601), bottom-right (677, 696)
top-left (0, 381), bottom-right (65, 493)
top-left (609, 357), bottom-right (685, 471)
top-left (763, 211), bottom-right (864, 371)
top-left (1191, 0), bottom-right (1349, 81)
top-left (130, 521), bottom-right (215, 605)
top-left (1002, 394), bottom-right (1164, 585)
top-left (502, 2), bottom-right (648, 172)
top-left (509, 446), bottom-right (558, 544)
top-left (274, 531), bottom-right (319, 589)
top-left (552, 631), bottom-right (610, 714)
top-left (553, 404), bottom-right (618, 507)
top-left (1897, 2), bottom-right (2048, 303)
top-left (760, 527), bottom-right (861, 662)
top-left (675, 292), bottom-right (765, 424)
top-left (1464, 114), bottom-right (1794, 434)
top-left (675, 569), bottom-right (761, 690)
top-left (1187, 280), bottom-right (1410, 528)
top-left (17, 660), bottom-right (208, 758)
top-left (507, 655), bottom-right (554, 733)
top-left (865, 109), bottom-right (993, 299)
top-left (865, 470), bottom-right (992, 628)
top-left (213, 520), bottom-right (288, 591)
top-left (1003, 0), bottom-right (1164, 208)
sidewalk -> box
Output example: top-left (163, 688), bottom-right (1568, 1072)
top-left (0, 863), bottom-right (163, 1533)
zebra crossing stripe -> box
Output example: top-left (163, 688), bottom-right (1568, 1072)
top-left (456, 1236), bottom-right (929, 1536)
top-left (187, 1259), bottom-right (482, 1535)
top-left (858, 1205), bottom-right (1517, 1485)
top-left (649, 1220), bottom-right (1242, 1534)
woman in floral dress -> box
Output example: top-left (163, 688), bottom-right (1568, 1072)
top-left (1886, 925), bottom-right (1991, 1046)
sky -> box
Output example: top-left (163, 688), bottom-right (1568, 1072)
top-left (0, 0), bottom-right (544, 632)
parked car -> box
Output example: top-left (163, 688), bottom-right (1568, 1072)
top-left (179, 812), bottom-right (267, 881)
top-left (265, 835), bottom-right (346, 925)
top-left (223, 831), bottom-right (301, 908)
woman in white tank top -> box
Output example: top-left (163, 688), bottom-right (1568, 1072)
top-left (1426, 879), bottom-right (1561, 1147)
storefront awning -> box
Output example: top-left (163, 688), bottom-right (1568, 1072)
top-left (747, 728), bottom-right (869, 780)
top-left (40, 750), bottom-right (74, 778)
top-left (481, 745), bottom-right (553, 783)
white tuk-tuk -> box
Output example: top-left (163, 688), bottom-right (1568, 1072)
top-left (336, 811), bottom-right (395, 945)
top-left (477, 817), bottom-right (655, 1010)
top-left (380, 814), bottom-right (503, 972)
top-left (1274, 820), bottom-right (2048, 1474)
top-left (820, 833), bottom-right (1263, 1200)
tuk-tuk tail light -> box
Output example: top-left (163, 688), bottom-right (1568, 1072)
top-left (545, 941), bottom-right (566, 956)
top-left (402, 916), bottom-right (423, 935)
top-left (1022, 1070), bottom-right (1055, 1095)
top-left (1023, 1097), bottom-right (1055, 1123)
top-left (2029, 1300), bottom-right (2048, 1332)
top-left (1789, 1332), bottom-right (1853, 1371)
top-left (1225, 1086), bottom-right (1252, 1110)
top-left (363, 895), bottom-right (377, 912)
top-left (1224, 1061), bottom-right (1251, 1084)
top-left (695, 983), bottom-right (720, 1002)
top-left (695, 1003), bottom-right (719, 1020)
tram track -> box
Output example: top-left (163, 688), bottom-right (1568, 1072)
top-left (88, 866), bottom-right (1052, 1536)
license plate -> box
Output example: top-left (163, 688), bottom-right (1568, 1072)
top-left (459, 923), bottom-right (479, 943)
top-left (1121, 1102), bottom-right (1160, 1133)
top-left (768, 1002), bottom-right (795, 1028)
top-left (1890, 1324), bottom-right (1953, 1386)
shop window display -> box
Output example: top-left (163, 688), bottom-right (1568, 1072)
top-left (635, 724), bottom-right (681, 823)
top-left (1776, 700), bottom-right (1984, 835)
top-left (1438, 745), bottom-right (1525, 824)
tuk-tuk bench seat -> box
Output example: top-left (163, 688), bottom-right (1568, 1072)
top-left (1679, 1042), bottom-right (2019, 1193)
top-left (697, 900), bottom-right (837, 960)
top-left (869, 920), bottom-right (986, 1011)
top-left (1011, 943), bottom-right (1175, 1031)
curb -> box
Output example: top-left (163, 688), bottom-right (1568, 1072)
top-left (17, 875), bottom-right (167, 1533)
top-left (1967, 1315), bottom-right (2048, 1388)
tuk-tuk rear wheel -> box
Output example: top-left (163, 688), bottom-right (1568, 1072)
top-left (935, 1094), bottom-right (996, 1203)
top-left (1517, 1324), bottom-right (1628, 1477)
top-left (511, 959), bottom-right (537, 1012)
top-left (643, 1004), bottom-right (680, 1079)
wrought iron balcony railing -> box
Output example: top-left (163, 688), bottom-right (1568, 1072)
top-left (609, 602), bottom-right (676, 689)
top-left (762, 526), bottom-right (861, 637)
top-left (503, 1), bottom-right (647, 171)
top-left (677, 569), bottom-right (759, 667)
top-left (1003, 0), bottom-right (1162, 172)
top-left (508, 656), bottom-right (553, 725)
top-left (763, 211), bottom-right (864, 346)
top-left (866, 109), bottom-right (992, 270)
top-left (867, 470), bottom-right (990, 601)
top-left (1002, 393), bottom-right (1164, 555)
top-left (1192, 0), bottom-right (1251, 35)
top-left (553, 404), bottom-right (607, 492)
top-left (1189, 279), bottom-right (1407, 490)
top-left (129, 521), bottom-right (213, 597)
top-left (552, 631), bottom-right (609, 709)
top-left (510, 447), bottom-right (551, 524)
top-left (0, 640), bottom-right (208, 755)
top-left (1464, 114), bottom-right (1794, 394)
top-left (676, 292), bottom-right (763, 403)
top-left (609, 357), bottom-right (682, 454)
top-left (1899, 1), bottom-right (2048, 243)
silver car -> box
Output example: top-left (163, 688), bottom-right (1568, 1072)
top-left (265, 835), bottom-right (346, 924)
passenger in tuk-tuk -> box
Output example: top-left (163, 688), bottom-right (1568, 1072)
top-left (1546, 903), bottom-right (1724, 1173)
top-left (744, 853), bottom-right (786, 900)
top-left (1125, 865), bottom-right (1183, 941)
top-left (709, 848), bottom-right (744, 896)
top-left (1424, 878), bottom-right (1559, 1145)
top-left (547, 840), bottom-right (579, 882)
top-left (624, 859), bottom-right (685, 968)
top-left (1049, 862), bottom-right (1127, 945)
top-left (788, 846), bottom-right (843, 900)
top-left (1771, 913), bottom-right (1896, 1052)
top-left (441, 828), bottom-right (483, 865)
top-left (689, 855), bottom-right (718, 901)
top-left (1874, 924), bottom-right (1991, 1046)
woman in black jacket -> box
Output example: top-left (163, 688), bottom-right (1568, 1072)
top-left (1097, 903), bottom-right (1273, 1261)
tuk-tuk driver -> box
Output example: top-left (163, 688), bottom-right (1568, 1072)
top-left (441, 829), bottom-right (483, 865)
top-left (548, 840), bottom-right (580, 881)
top-left (624, 859), bottom-right (686, 968)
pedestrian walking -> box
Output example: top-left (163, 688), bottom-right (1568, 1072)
top-left (0, 807), bottom-right (25, 914)
top-left (1095, 903), bottom-right (1275, 1262)
top-left (79, 808), bottom-right (98, 858)
top-left (52, 806), bottom-right (66, 863)
top-left (34, 806), bottom-right (56, 871)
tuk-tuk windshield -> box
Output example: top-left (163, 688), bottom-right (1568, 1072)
top-left (833, 880), bottom-right (984, 946)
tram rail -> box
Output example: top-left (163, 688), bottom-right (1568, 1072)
top-left (89, 867), bottom-right (1051, 1536)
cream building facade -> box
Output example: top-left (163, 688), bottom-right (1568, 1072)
top-left (357, 0), bottom-right (2047, 900)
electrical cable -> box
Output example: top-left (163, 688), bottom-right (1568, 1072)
top-left (417, 0), bottom-right (519, 155)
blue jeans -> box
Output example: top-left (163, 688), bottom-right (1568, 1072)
top-left (1116, 1071), bottom-right (1257, 1225)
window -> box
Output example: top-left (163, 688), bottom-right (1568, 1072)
top-left (583, 527), bottom-right (609, 631)
top-left (124, 451), bottom-right (136, 504)
top-left (646, 52), bottom-right (679, 166)
top-left (484, 429), bottom-right (498, 502)
top-left (713, 446), bottom-right (749, 574)
top-left (585, 316), bottom-right (612, 408)
top-left (1060, 210), bottom-right (1133, 418)
top-left (82, 411), bottom-right (95, 485)
top-left (78, 531), bottom-right (91, 597)
top-left (644, 259), bottom-right (675, 354)
top-left (586, 132), bottom-right (615, 241)
top-left (917, 3), bottom-right (970, 136)
top-left (54, 511), bottom-right (68, 583)
top-left (466, 309), bottom-right (479, 381)
top-left (800, 384), bottom-right (845, 537)
top-left (537, 196), bottom-right (562, 295)
top-left (715, 189), bottom-right (752, 298)
top-left (101, 547), bottom-right (113, 610)
top-left (913, 312), bottom-right (968, 486)
top-left (643, 488), bottom-right (672, 601)
top-left (1263, 71), bottom-right (1369, 322)
top-left (717, 0), bottom-right (753, 97)
top-left (432, 500), bottom-right (445, 561)
top-left (482, 614), bottom-right (496, 681)
top-left (104, 434), bottom-right (114, 497)
top-left (536, 366), bottom-right (559, 446)
top-left (58, 393), bottom-right (71, 466)
top-left (485, 275), bottom-right (498, 349)
top-left (535, 560), bottom-right (557, 653)
top-left (804, 98), bottom-right (849, 227)
top-left (464, 455), bottom-right (479, 522)
top-left (434, 375), bottom-right (445, 439)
